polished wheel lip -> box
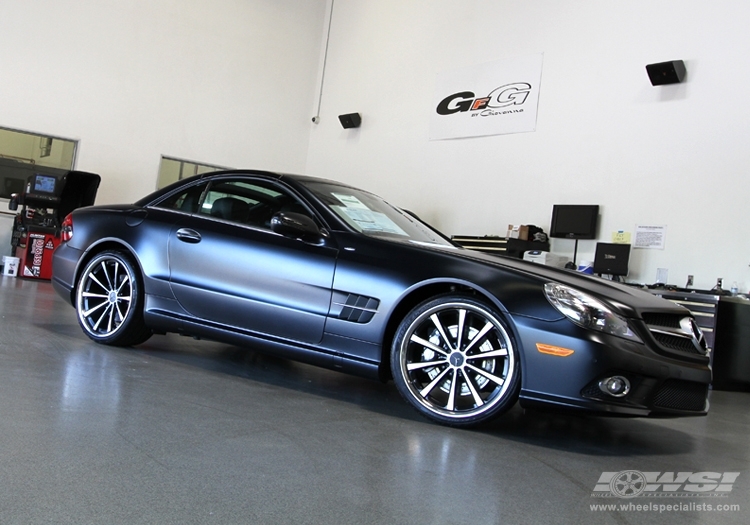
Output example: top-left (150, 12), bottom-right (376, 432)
top-left (398, 301), bottom-right (515, 420)
top-left (76, 255), bottom-right (134, 338)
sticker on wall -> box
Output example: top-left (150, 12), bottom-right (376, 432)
top-left (611, 231), bottom-right (631, 244)
top-left (430, 53), bottom-right (544, 141)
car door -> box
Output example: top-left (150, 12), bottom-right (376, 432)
top-left (166, 176), bottom-right (337, 344)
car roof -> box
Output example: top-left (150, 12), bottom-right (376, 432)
top-left (134, 169), bottom-right (362, 207)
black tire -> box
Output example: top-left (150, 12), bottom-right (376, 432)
top-left (75, 250), bottom-right (152, 346)
top-left (391, 294), bottom-right (520, 427)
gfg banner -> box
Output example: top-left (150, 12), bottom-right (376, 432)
top-left (430, 53), bottom-right (543, 140)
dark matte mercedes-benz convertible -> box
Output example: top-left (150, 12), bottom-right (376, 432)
top-left (52, 170), bottom-right (711, 427)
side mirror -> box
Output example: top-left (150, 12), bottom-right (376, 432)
top-left (270, 212), bottom-right (325, 243)
top-left (8, 193), bottom-right (19, 211)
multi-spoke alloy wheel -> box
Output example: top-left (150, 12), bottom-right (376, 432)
top-left (75, 250), bottom-right (151, 346)
top-left (391, 295), bottom-right (520, 427)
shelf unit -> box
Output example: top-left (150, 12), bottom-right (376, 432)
top-left (451, 235), bottom-right (550, 258)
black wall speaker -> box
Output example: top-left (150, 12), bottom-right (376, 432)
top-left (646, 60), bottom-right (686, 85)
top-left (338, 113), bottom-right (362, 129)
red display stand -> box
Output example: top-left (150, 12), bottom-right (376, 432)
top-left (8, 170), bottom-right (100, 280)
top-left (14, 230), bottom-right (60, 280)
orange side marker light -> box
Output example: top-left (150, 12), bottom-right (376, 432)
top-left (536, 343), bottom-right (575, 357)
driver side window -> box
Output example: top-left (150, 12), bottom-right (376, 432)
top-left (199, 179), bottom-right (311, 230)
top-left (155, 182), bottom-right (207, 214)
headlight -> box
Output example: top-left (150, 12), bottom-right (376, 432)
top-left (544, 283), bottom-right (642, 343)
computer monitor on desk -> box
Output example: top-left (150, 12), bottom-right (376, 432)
top-left (593, 243), bottom-right (631, 277)
top-left (549, 205), bottom-right (599, 239)
top-left (549, 204), bottom-right (599, 266)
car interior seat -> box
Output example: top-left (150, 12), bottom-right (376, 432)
top-left (210, 197), bottom-right (250, 223)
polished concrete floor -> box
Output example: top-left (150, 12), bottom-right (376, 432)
top-left (0, 276), bottom-right (747, 525)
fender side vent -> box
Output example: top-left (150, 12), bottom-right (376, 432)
top-left (330, 292), bottom-right (379, 323)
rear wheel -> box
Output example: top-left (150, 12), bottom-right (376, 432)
top-left (75, 250), bottom-right (152, 346)
top-left (391, 294), bottom-right (520, 427)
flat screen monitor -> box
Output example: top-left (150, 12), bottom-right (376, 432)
top-left (593, 242), bottom-right (631, 276)
top-left (549, 204), bottom-right (599, 239)
top-left (2, 177), bottom-right (25, 198)
top-left (32, 174), bottom-right (57, 195)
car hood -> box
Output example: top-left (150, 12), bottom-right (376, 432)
top-left (408, 241), bottom-right (687, 319)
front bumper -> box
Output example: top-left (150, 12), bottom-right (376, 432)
top-left (515, 316), bottom-right (711, 417)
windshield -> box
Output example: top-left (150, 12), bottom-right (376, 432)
top-left (303, 181), bottom-right (455, 247)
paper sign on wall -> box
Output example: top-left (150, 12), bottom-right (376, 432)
top-left (430, 54), bottom-right (544, 140)
top-left (634, 225), bottom-right (667, 250)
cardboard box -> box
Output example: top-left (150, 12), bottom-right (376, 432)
top-left (507, 224), bottom-right (529, 241)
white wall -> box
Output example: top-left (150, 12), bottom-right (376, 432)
top-left (306, 0), bottom-right (750, 291)
top-left (2, 0), bottom-right (748, 291)
top-left (0, 0), bottom-right (327, 201)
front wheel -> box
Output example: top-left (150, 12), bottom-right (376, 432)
top-left (75, 250), bottom-right (152, 346)
top-left (391, 294), bottom-right (520, 427)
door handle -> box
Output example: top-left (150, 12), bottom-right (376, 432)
top-left (176, 228), bottom-right (202, 243)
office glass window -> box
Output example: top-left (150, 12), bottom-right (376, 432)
top-left (0, 126), bottom-right (78, 199)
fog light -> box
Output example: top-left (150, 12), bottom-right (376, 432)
top-left (598, 376), bottom-right (631, 398)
